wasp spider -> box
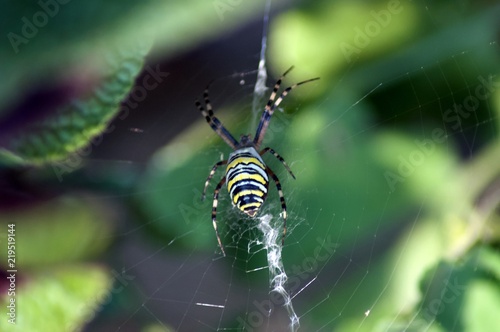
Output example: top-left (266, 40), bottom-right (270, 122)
top-left (196, 66), bottom-right (319, 256)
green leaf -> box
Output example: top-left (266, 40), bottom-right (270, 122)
top-left (0, 264), bottom-right (113, 332)
top-left (1, 43), bottom-right (149, 165)
top-left (0, 195), bottom-right (114, 268)
top-left (463, 279), bottom-right (500, 332)
top-left (418, 247), bottom-right (500, 330)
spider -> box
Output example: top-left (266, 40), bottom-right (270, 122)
top-left (196, 66), bottom-right (319, 256)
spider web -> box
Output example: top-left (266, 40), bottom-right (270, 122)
top-left (81, 1), bottom-right (500, 332)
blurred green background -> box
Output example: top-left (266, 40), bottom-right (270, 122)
top-left (0, 0), bottom-right (499, 331)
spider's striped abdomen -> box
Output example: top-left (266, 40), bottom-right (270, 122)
top-left (226, 147), bottom-right (269, 217)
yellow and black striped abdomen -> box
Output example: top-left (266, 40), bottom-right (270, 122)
top-left (226, 147), bottom-right (269, 217)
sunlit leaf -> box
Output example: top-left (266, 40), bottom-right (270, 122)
top-left (0, 195), bottom-right (114, 268)
top-left (0, 264), bottom-right (112, 332)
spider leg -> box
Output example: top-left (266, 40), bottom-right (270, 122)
top-left (265, 66), bottom-right (295, 113)
top-left (254, 70), bottom-right (319, 149)
top-left (265, 166), bottom-right (288, 247)
top-left (202, 160), bottom-right (227, 200)
top-left (260, 147), bottom-right (296, 179)
top-left (253, 66), bottom-right (293, 148)
top-left (212, 176), bottom-right (227, 256)
top-left (196, 83), bottom-right (239, 149)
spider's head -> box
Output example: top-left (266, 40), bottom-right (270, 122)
top-left (238, 134), bottom-right (254, 147)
